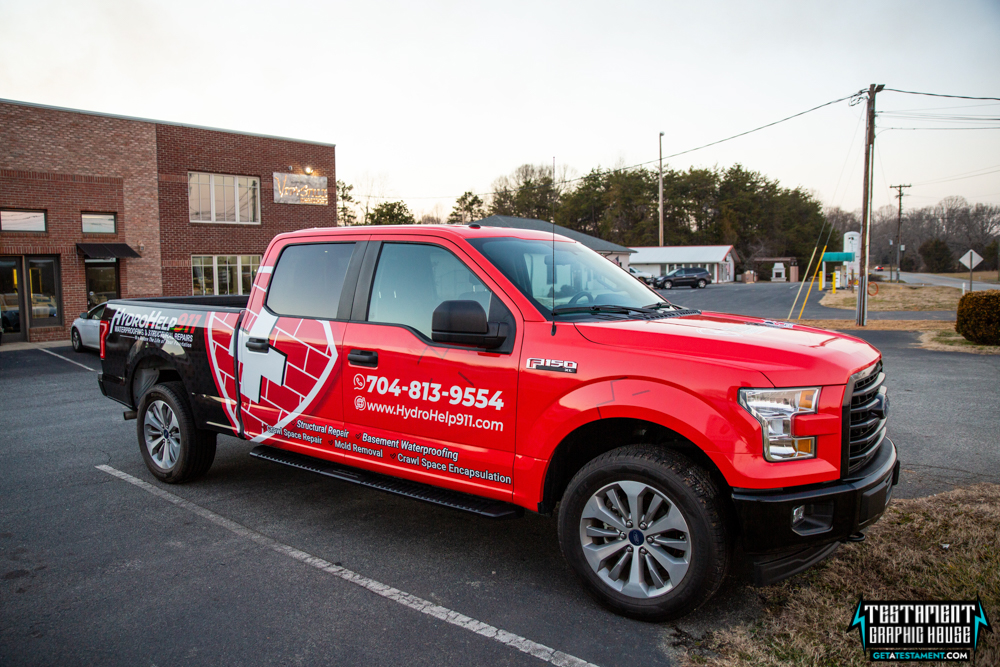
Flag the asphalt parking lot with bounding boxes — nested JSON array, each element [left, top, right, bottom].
[[2, 336, 998, 666]]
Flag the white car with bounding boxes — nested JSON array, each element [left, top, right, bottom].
[[71, 303, 107, 352], [628, 266, 654, 284]]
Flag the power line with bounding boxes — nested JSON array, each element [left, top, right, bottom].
[[361, 92, 859, 201], [880, 126, 1000, 131], [883, 88, 1000, 102]]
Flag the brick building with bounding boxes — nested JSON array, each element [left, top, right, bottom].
[[1, 99, 336, 344]]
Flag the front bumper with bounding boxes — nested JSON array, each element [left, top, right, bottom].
[[732, 437, 899, 584]]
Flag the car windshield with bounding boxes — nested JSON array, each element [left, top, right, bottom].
[[467, 237, 664, 317]]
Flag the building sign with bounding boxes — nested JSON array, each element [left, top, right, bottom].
[[272, 173, 329, 205]]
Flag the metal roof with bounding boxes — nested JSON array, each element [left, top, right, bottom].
[[472, 216, 634, 254], [629, 245, 739, 264]]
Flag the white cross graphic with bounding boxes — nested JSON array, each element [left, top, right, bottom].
[[238, 309, 287, 403]]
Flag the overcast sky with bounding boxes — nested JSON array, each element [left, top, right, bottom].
[[2, 0, 998, 220]]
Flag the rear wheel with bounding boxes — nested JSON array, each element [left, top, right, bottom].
[[71, 328, 83, 352], [137, 381, 216, 483], [697, 279, 707, 288], [557, 445, 729, 621]]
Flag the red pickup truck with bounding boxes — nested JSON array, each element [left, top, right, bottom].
[[97, 224, 897, 620]]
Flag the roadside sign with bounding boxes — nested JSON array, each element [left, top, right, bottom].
[[959, 249, 983, 270]]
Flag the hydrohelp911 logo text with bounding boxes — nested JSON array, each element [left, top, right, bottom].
[[525, 358, 578, 373], [848, 597, 992, 662]]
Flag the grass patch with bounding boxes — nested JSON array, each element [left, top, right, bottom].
[[795, 320, 954, 332], [690, 484, 1000, 666], [820, 284, 960, 311], [919, 330, 1000, 355], [934, 271, 999, 285]]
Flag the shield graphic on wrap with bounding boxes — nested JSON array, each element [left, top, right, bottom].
[[206, 309, 339, 442]]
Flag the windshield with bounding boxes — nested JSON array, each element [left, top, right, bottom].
[[467, 237, 664, 317]]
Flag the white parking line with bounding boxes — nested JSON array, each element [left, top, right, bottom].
[[39, 347, 99, 372], [96, 464, 599, 667]]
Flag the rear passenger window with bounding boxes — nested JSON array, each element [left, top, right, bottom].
[[368, 243, 492, 337], [266, 243, 355, 319]]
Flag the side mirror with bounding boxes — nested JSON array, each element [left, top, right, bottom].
[[432, 300, 508, 349]]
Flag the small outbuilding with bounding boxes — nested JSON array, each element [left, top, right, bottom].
[[628, 245, 740, 283]]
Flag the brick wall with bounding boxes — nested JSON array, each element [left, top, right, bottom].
[[0, 102, 161, 341], [155, 124, 337, 296], [0, 169, 132, 341]]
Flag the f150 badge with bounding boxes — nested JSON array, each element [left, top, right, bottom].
[[526, 358, 578, 373]]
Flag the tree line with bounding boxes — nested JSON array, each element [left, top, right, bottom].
[[337, 164, 998, 276], [826, 197, 1000, 273]]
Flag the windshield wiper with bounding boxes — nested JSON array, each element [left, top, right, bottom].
[[552, 303, 700, 318]]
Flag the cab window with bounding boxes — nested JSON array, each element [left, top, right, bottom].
[[368, 243, 492, 338], [266, 243, 355, 319]]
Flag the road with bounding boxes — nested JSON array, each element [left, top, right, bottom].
[[894, 271, 997, 292], [2, 339, 998, 665], [657, 282, 955, 320]]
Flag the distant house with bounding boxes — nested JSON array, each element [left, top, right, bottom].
[[472, 215, 635, 268], [629, 245, 740, 283]]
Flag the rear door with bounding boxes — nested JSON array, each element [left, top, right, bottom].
[[341, 237, 522, 501], [81, 304, 105, 347], [236, 235, 367, 459]]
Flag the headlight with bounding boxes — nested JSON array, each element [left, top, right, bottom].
[[738, 387, 820, 461]]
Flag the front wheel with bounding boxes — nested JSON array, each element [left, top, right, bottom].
[[557, 445, 730, 621], [137, 382, 216, 483], [662, 281, 673, 290], [71, 328, 83, 352]]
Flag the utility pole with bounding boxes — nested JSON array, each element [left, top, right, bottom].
[[890, 184, 911, 282], [659, 132, 665, 247], [856, 83, 884, 326]]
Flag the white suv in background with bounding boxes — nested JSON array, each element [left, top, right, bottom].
[[628, 266, 654, 284]]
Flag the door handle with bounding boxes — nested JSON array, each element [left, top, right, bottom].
[[246, 337, 269, 352], [348, 349, 378, 367]]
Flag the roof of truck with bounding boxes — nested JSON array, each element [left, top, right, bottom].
[[277, 223, 580, 244]]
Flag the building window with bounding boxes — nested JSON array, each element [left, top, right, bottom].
[[192, 255, 261, 295], [1, 210, 46, 232], [82, 213, 116, 234], [188, 172, 260, 224], [28, 257, 61, 327]]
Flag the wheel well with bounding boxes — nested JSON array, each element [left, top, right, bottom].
[[538, 418, 730, 515], [130, 357, 183, 406]]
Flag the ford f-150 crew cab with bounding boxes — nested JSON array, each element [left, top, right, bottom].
[[97, 224, 898, 620]]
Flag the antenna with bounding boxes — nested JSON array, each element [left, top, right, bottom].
[[551, 156, 557, 335]]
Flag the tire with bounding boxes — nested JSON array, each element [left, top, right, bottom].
[[697, 279, 707, 289], [71, 328, 83, 352], [557, 445, 730, 621], [137, 381, 217, 483], [662, 281, 672, 290]]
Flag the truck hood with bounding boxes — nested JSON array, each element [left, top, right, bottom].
[[573, 311, 880, 387]]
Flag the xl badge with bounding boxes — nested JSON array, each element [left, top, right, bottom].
[[526, 358, 578, 373]]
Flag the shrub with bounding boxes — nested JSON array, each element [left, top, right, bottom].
[[955, 289, 1000, 345], [919, 238, 954, 272]]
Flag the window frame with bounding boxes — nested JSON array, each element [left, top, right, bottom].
[[191, 254, 262, 296], [0, 209, 47, 233], [187, 172, 261, 225], [264, 242, 361, 322], [81, 212, 117, 234]]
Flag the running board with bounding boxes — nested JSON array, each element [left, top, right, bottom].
[[249, 445, 523, 519]]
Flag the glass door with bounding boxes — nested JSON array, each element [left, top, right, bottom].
[[85, 260, 119, 308], [0, 256, 27, 344]]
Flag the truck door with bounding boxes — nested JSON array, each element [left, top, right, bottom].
[[341, 239, 521, 501], [237, 238, 366, 458]]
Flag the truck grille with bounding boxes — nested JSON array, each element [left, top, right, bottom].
[[846, 361, 887, 474]]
